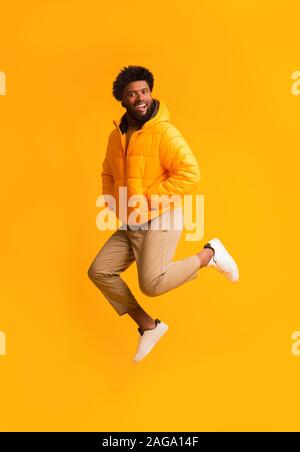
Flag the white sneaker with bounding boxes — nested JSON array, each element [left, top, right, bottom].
[[204, 238, 239, 283], [133, 319, 168, 363]]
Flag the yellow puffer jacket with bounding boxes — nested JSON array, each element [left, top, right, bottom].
[[101, 99, 201, 225]]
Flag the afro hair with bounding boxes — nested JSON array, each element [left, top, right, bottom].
[[112, 65, 154, 101]]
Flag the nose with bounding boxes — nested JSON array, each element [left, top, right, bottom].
[[137, 92, 146, 102]]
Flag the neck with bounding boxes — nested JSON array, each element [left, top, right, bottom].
[[126, 112, 139, 127]]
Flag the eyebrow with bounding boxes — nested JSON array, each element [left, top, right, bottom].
[[127, 88, 149, 94]]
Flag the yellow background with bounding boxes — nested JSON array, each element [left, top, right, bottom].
[[1, 0, 300, 432]]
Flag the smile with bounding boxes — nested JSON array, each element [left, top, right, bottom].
[[134, 103, 147, 112]]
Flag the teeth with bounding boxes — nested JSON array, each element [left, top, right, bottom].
[[136, 103, 146, 108]]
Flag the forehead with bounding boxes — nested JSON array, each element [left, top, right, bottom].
[[123, 80, 150, 94]]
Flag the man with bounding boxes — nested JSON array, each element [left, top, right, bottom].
[[88, 66, 239, 363]]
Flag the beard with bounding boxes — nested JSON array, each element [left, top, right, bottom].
[[126, 99, 156, 125]]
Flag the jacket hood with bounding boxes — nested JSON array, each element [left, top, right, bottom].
[[114, 99, 170, 134]]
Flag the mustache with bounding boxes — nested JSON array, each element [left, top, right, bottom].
[[134, 101, 148, 107]]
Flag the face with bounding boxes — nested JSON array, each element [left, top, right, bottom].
[[121, 80, 154, 123]]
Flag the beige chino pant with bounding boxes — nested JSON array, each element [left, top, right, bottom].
[[88, 209, 200, 316]]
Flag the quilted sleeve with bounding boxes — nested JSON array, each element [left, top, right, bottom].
[[101, 157, 114, 197], [101, 134, 115, 197], [145, 127, 200, 200]]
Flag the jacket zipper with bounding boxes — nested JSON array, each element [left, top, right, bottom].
[[114, 121, 143, 220]]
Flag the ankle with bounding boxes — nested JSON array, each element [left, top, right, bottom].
[[197, 248, 214, 268], [139, 319, 157, 333]]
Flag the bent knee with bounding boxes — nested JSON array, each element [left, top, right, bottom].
[[139, 276, 164, 297], [87, 262, 108, 283], [87, 263, 97, 281]]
